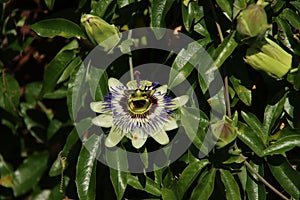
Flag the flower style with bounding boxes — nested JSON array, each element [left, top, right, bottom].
[[90, 75, 188, 149]]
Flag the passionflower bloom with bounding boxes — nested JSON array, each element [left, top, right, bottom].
[[90, 74, 188, 149]]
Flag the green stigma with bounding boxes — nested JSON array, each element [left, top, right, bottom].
[[127, 89, 155, 115]]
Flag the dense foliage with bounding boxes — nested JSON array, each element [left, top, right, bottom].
[[0, 0, 300, 199]]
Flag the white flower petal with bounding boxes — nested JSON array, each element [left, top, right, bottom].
[[90, 101, 107, 113], [105, 126, 125, 147], [151, 129, 169, 145], [164, 118, 178, 131], [92, 113, 113, 128], [168, 95, 189, 110], [108, 78, 124, 89], [131, 132, 147, 149], [155, 85, 167, 94]]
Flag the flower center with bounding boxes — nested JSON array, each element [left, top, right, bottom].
[[127, 89, 156, 115]]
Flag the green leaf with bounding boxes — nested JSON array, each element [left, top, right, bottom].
[[169, 41, 212, 89], [0, 155, 13, 188], [31, 189, 51, 200], [150, 0, 174, 39], [91, 0, 114, 18], [263, 94, 286, 134], [67, 62, 87, 120], [293, 65, 300, 91], [229, 76, 252, 106], [212, 31, 238, 68], [268, 156, 300, 199], [110, 169, 127, 200], [181, 107, 210, 153], [291, 1, 300, 11], [76, 134, 100, 200], [280, 8, 300, 30], [246, 161, 266, 200], [12, 151, 49, 197], [57, 56, 82, 84], [88, 66, 108, 101], [43, 87, 67, 99], [40, 40, 79, 97], [176, 159, 209, 199], [161, 188, 178, 200], [0, 73, 20, 116], [190, 168, 216, 200], [216, 0, 233, 19], [109, 154, 128, 200], [25, 82, 42, 104], [220, 169, 241, 200], [275, 17, 294, 51], [181, 2, 204, 31], [44, 0, 55, 10], [241, 111, 267, 144], [46, 119, 62, 140], [31, 18, 86, 38], [127, 174, 161, 196], [117, 0, 135, 8], [237, 122, 265, 157], [271, 128, 300, 141], [264, 135, 300, 155], [237, 166, 247, 193], [233, 0, 247, 19]]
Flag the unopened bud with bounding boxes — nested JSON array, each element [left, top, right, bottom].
[[245, 38, 292, 79], [81, 14, 120, 51], [236, 4, 269, 41], [211, 117, 237, 149]]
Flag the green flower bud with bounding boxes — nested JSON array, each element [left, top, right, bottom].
[[245, 38, 292, 79], [81, 14, 120, 51], [236, 4, 269, 41], [211, 116, 237, 149]]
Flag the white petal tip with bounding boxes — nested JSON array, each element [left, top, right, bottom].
[[91, 114, 113, 128], [151, 130, 169, 145], [132, 134, 147, 149], [104, 126, 125, 147], [90, 101, 104, 113], [108, 78, 123, 89], [164, 118, 178, 131]]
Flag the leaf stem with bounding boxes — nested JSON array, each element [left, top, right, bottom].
[[244, 160, 289, 200], [128, 30, 134, 81]]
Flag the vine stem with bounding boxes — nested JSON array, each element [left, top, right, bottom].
[[127, 30, 134, 81], [209, 1, 289, 200], [244, 161, 289, 200]]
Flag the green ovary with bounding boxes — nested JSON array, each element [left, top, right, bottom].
[[127, 90, 154, 115]]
